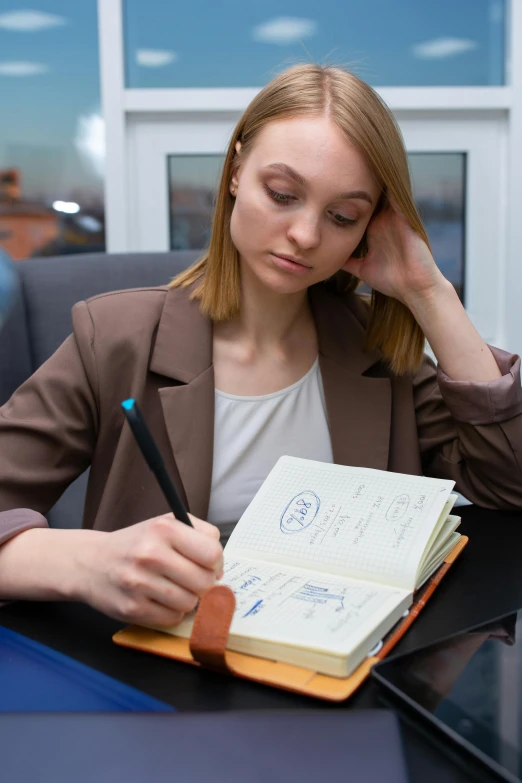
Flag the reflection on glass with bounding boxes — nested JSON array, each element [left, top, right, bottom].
[[125, 0, 505, 89], [409, 153, 466, 302], [168, 156, 223, 250], [0, 4, 105, 261], [168, 152, 466, 301], [374, 613, 519, 778]]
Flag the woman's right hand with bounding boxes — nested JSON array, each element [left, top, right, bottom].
[[75, 513, 223, 627]]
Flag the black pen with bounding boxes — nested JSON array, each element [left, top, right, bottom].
[[121, 398, 193, 527]]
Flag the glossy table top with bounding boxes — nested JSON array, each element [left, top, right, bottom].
[[1, 504, 521, 782]]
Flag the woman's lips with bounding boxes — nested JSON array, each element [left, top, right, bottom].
[[270, 253, 312, 274]]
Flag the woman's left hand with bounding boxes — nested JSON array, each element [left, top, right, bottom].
[[343, 199, 445, 308], [344, 199, 502, 383]]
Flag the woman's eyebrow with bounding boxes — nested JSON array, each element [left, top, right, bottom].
[[265, 162, 373, 205]]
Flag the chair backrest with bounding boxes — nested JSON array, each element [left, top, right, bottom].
[[0, 251, 200, 528]]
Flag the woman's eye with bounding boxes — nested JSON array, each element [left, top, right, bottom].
[[264, 184, 293, 205], [329, 211, 357, 228]]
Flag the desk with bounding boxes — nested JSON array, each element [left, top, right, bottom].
[[1, 505, 521, 782]]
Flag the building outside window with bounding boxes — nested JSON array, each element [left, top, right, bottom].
[[0, 1, 105, 261]]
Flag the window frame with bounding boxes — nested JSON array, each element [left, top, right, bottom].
[[98, 0, 522, 355]]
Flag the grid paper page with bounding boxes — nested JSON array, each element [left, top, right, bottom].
[[226, 456, 455, 590], [167, 558, 409, 656]]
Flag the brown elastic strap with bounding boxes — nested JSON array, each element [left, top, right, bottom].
[[189, 585, 236, 672]]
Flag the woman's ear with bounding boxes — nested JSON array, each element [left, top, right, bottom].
[[230, 141, 242, 196]]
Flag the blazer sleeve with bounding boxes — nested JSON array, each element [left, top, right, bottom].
[[414, 345, 522, 509], [0, 302, 99, 519]]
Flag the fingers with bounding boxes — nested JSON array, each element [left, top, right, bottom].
[[384, 194, 410, 227], [109, 553, 209, 627], [118, 571, 198, 622], [141, 601, 186, 628], [158, 515, 224, 573], [87, 513, 226, 628], [157, 546, 219, 597], [113, 594, 186, 628], [188, 513, 221, 540], [142, 571, 200, 615]]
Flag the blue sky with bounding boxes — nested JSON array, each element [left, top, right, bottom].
[[0, 0, 504, 199], [0, 1, 101, 199], [124, 0, 504, 88]]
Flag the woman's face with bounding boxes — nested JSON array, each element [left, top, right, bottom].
[[229, 115, 381, 295]]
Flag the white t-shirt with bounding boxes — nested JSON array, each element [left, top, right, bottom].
[[207, 357, 333, 539]]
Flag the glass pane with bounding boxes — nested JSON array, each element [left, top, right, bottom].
[[124, 0, 505, 88], [409, 153, 466, 301], [168, 156, 223, 250], [0, 2, 105, 261], [168, 152, 466, 300]]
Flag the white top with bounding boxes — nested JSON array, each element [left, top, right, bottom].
[[207, 358, 333, 539]]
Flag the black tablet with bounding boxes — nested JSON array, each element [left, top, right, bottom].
[[372, 611, 521, 782]]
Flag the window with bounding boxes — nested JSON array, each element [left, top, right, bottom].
[[168, 155, 222, 250], [166, 152, 466, 301], [0, 2, 105, 260], [410, 153, 466, 301], [124, 0, 505, 89]]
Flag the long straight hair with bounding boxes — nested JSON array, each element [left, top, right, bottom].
[[171, 64, 428, 375]]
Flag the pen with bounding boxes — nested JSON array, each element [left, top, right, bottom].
[[121, 398, 193, 527]]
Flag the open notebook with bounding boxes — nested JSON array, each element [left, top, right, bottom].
[[156, 456, 461, 678]]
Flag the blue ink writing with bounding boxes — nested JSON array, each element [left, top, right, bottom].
[[243, 599, 264, 618], [292, 583, 345, 611], [240, 576, 261, 590], [280, 491, 320, 534]]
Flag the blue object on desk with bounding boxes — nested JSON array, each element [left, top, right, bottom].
[[0, 626, 174, 712]]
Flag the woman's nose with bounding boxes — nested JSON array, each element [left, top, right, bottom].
[[286, 211, 321, 250]]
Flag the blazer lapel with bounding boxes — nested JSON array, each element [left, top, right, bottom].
[[150, 283, 394, 520], [310, 286, 392, 471], [150, 286, 215, 520]]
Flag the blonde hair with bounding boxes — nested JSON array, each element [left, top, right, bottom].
[[171, 64, 428, 374]]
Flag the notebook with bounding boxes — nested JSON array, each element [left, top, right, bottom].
[[114, 456, 467, 700]]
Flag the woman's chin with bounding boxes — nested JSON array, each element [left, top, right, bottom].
[[248, 265, 314, 296]]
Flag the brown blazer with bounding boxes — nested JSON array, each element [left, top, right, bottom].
[[1, 283, 522, 531]]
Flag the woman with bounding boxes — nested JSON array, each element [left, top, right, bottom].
[[0, 64, 521, 628]]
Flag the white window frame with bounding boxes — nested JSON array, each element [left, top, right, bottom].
[[127, 113, 240, 253], [98, 0, 522, 355], [398, 113, 507, 346]]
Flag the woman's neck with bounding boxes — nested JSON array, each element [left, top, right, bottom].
[[215, 262, 314, 355]]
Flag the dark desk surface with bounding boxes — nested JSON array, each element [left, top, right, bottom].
[[1, 504, 521, 783]]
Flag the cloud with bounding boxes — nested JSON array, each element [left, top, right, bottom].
[[75, 112, 105, 178], [136, 49, 178, 67], [412, 38, 477, 59], [252, 17, 317, 46], [0, 61, 50, 76], [0, 10, 67, 32]]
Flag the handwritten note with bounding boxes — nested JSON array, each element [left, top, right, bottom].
[[226, 456, 455, 590], [220, 558, 407, 650]]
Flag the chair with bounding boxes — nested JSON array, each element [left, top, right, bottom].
[[0, 250, 200, 527]]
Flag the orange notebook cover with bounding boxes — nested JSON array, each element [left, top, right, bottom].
[[113, 535, 468, 702]]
